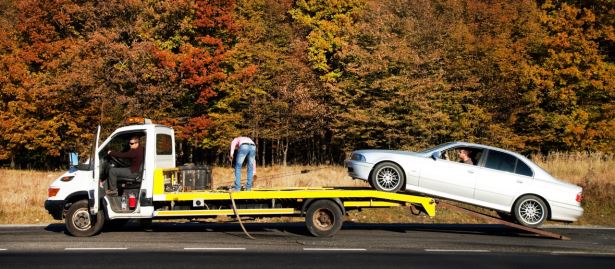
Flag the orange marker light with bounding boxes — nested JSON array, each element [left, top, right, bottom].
[[48, 188, 60, 197]]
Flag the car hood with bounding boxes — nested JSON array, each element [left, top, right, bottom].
[[353, 149, 425, 160]]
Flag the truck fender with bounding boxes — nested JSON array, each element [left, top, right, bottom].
[[301, 198, 345, 216]]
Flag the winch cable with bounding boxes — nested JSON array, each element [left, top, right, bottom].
[[257, 166, 330, 180], [228, 191, 255, 240], [225, 166, 331, 240]]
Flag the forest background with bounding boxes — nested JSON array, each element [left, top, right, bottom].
[[1, 0, 613, 169]]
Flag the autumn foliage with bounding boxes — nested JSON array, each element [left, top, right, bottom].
[[0, 0, 613, 168]]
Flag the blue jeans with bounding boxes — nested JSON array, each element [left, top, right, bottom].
[[234, 144, 256, 190]]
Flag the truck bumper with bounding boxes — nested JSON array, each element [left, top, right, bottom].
[[44, 200, 65, 220]]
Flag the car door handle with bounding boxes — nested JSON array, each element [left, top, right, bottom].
[[516, 179, 524, 183], [467, 170, 475, 174]]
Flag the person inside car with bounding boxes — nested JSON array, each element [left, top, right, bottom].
[[459, 148, 474, 165]]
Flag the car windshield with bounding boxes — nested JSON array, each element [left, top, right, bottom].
[[418, 142, 456, 154]]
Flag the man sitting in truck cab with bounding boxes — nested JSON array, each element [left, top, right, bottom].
[[106, 136, 144, 196]]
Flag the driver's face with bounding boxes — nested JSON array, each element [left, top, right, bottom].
[[129, 140, 139, 149]]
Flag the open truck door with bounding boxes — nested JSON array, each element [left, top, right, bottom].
[[89, 125, 101, 215]]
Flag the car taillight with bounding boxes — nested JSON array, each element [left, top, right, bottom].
[[48, 188, 60, 197], [576, 192, 583, 203]]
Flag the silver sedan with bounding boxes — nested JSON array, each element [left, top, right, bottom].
[[345, 142, 584, 227]]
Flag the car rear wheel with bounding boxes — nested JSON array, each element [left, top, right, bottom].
[[513, 195, 548, 227], [370, 162, 405, 192]]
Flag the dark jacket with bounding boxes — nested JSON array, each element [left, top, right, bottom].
[[109, 146, 144, 173]]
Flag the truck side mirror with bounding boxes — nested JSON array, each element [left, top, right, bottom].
[[69, 152, 78, 172], [431, 151, 439, 160]]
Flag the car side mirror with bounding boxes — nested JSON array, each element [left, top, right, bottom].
[[431, 151, 439, 160]]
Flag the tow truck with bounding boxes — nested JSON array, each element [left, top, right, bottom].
[[45, 119, 436, 237]]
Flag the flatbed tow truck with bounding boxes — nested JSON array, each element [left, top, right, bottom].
[[45, 119, 436, 237], [45, 118, 569, 240]]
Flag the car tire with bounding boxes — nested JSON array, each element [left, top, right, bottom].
[[305, 200, 343, 237], [370, 162, 405, 192], [513, 195, 548, 227], [496, 211, 515, 222], [65, 200, 105, 237]]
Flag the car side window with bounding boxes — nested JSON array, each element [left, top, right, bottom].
[[514, 160, 533, 177], [484, 150, 516, 173], [440, 147, 482, 166]]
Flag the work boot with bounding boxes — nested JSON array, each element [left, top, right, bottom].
[[105, 189, 118, 196]]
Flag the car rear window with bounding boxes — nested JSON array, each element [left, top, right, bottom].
[[484, 150, 516, 173], [514, 160, 533, 177]]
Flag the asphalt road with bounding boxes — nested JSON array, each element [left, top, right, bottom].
[[1, 222, 614, 268]]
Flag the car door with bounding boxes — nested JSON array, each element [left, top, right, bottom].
[[418, 146, 482, 199], [474, 150, 533, 209]]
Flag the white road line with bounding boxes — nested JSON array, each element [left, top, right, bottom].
[[0, 249, 7, 251], [425, 249, 490, 253], [65, 248, 127, 251], [303, 248, 367, 251], [184, 247, 246, 251], [551, 251, 615, 256]]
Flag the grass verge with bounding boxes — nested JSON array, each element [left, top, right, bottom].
[[0, 152, 613, 226]]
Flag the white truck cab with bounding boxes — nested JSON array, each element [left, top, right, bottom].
[[45, 118, 175, 236]]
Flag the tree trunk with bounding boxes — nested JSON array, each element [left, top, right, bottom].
[[282, 138, 288, 167], [261, 139, 266, 167]]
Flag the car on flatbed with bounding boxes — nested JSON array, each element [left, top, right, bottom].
[[345, 142, 584, 227]]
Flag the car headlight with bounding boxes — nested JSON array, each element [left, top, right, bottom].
[[351, 153, 366, 162]]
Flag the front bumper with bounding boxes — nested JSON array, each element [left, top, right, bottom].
[[44, 200, 65, 220], [344, 160, 373, 181]]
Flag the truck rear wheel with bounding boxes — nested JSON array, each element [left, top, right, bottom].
[[305, 200, 343, 237], [65, 200, 105, 237]]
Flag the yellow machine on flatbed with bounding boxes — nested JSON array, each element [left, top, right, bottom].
[[45, 119, 436, 237]]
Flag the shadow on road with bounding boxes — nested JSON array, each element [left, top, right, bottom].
[[44, 221, 551, 239]]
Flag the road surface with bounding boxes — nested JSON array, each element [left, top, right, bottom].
[[0, 222, 613, 268]]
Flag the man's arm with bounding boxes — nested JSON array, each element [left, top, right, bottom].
[[229, 137, 239, 161], [109, 149, 138, 159]]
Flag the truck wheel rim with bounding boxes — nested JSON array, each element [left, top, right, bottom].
[[313, 209, 334, 231], [72, 208, 92, 231], [519, 199, 544, 225], [376, 167, 400, 191]]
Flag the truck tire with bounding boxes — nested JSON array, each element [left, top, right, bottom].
[[65, 200, 105, 237], [305, 200, 343, 237]]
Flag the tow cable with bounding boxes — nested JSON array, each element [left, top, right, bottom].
[[226, 167, 329, 240], [229, 191, 255, 240]]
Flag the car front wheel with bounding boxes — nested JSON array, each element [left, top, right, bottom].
[[370, 162, 405, 192], [513, 195, 548, 227]]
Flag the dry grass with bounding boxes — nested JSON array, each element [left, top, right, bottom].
[[0, 169, 63, 224], [1, 152, 613, 225], [532, 152, 614, 184], [212, 165, 368, 189]]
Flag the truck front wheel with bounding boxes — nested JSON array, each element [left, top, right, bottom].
[[65, 200, 105, 237], [305, 200, 343, 237]]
